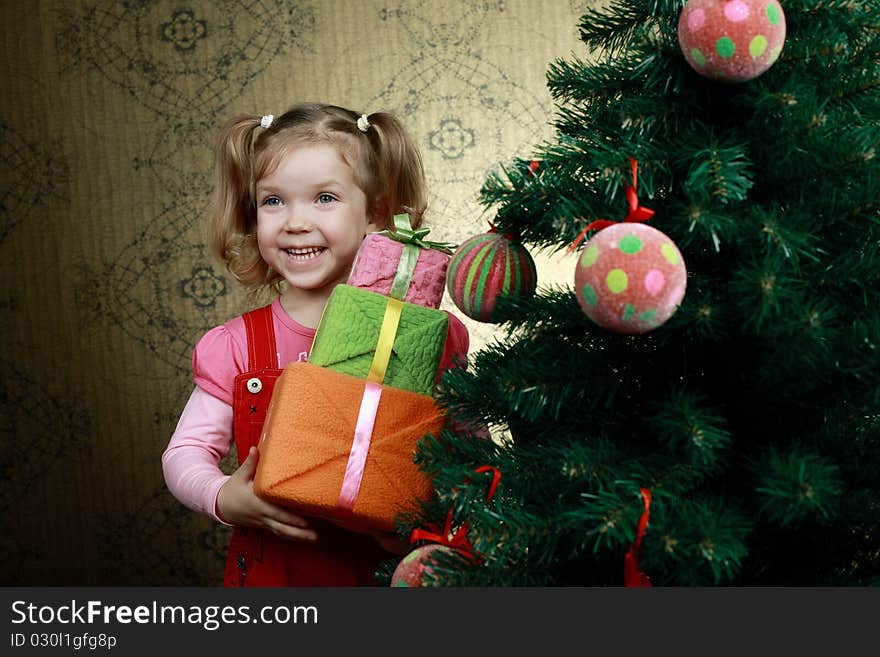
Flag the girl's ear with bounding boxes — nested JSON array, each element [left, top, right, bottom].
[[367, 196, 390, 232]]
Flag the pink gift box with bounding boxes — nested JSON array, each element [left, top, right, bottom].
[[347, 233, 450, 309]]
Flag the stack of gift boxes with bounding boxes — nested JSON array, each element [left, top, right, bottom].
[[253, 215, 456, 533]]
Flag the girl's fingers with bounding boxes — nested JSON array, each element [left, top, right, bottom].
[[238, 461, 312, 536], [235, 447, 259, 481], [269, 509, 309, 528], [265, 518, 318, 542], [254, 500, 309, 528]]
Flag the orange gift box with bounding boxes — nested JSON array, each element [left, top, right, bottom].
[[253, 362, 444, 533]]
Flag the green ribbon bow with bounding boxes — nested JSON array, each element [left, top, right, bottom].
[[378, 213, 457, 255], [379, 213, 457, 301]]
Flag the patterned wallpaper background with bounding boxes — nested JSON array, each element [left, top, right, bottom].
[[1, 0, 592, 585]]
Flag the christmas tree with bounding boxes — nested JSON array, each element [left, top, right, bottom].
[[392, 0, 880, 586]]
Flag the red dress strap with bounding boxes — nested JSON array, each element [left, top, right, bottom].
[[242, 304, 277, 370]]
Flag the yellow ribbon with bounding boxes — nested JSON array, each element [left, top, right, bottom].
[[367, 297, 403, 384]]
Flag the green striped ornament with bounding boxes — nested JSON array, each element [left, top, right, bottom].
[[446, 231, 537, 323]]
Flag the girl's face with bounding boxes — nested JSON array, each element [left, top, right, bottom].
[[255, 143, 383, 300]]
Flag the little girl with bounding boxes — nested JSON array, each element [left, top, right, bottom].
[[163, 103, 469, 586]]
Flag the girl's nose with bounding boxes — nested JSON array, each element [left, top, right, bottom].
[[284, 208, 314, 232]]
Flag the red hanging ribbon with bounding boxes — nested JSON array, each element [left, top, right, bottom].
[[409, 465, 501, 564], [474, 465, 501, 500], [487, 221, 520, 244], [567, 158, 655, 254], [623, 487, 653, 587], [409, 517, 477, 561]]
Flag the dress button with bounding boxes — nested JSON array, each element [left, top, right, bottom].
[[237, 554, 247, 571], [246, 377, 262, 394]]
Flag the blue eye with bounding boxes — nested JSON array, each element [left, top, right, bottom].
[[262, 196, 282, 207], [317, 193, 336, 204]]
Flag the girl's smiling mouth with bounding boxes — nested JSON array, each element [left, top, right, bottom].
[[283, 246, 326, 260]]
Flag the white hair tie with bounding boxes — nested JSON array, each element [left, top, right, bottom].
[[357, 114, 370, 132], [260, 114, 274, 129]]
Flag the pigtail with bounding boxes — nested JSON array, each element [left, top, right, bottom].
[[207, 115, 277, 289], [364, 112, 427, 229]]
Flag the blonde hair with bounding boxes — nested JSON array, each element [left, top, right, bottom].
[[207, 102, 427, 291]]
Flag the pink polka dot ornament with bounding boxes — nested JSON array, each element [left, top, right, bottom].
[[574, 223, 687, 334], [678, 0, 786, 82]]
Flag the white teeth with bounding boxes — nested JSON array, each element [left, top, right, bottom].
[[284, 247, 324, 260]]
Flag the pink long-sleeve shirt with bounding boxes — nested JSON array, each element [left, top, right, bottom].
[[162, 296, 469, 524]]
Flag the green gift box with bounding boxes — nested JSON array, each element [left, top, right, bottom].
[[309, 284, 449, 396]]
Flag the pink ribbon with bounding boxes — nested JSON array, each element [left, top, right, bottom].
[[337, 381, 383, 511]]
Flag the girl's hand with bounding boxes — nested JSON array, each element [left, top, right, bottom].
[[216, 446, 317, 543], [371, 531, 411, 555]]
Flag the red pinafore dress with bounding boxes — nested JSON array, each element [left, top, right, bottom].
[[222, 304, 390, 587]]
